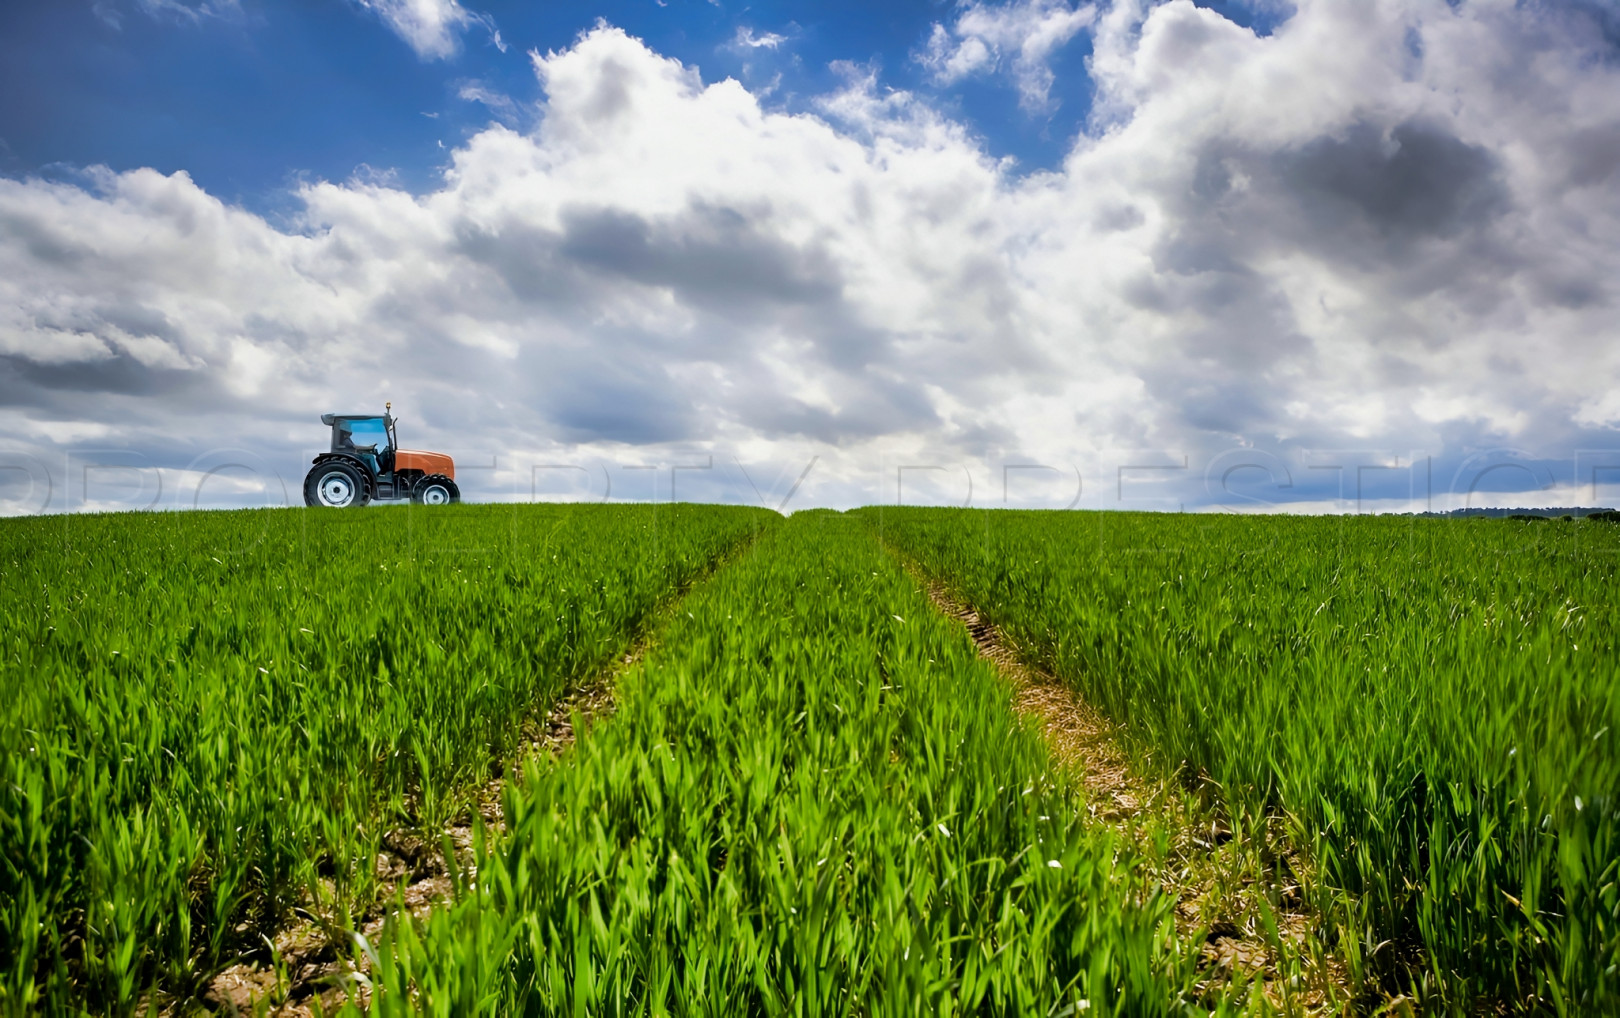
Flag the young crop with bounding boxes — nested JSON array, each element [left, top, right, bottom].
[[860, 507, 1620, 1013], [0, 503, 771, 1014], [349, 510, 1211, 1016]]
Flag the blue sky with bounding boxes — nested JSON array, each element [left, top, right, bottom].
[[0, 0, 1280, 209], [1, 0, 1618, 514]]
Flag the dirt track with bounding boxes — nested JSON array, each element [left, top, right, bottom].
[[919, 577, 1355, 1013], [198, 646, 638, 1015]]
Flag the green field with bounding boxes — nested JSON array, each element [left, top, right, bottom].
[[2, 505, 1616, 1015], [351, 510, 1201, 1015], [0, 504, 770, 1014], [861, 508, 1620, 1013]]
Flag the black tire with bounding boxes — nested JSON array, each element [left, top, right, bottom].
[[304, 460, 370, 508], [411, 475, 460, 506]]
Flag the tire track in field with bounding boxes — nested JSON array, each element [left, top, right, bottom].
[[198, 647, 642, 1018], [198, 525, 771, 1018], [927, 583, 1146, 820], [916, 576, 1358, 1015]]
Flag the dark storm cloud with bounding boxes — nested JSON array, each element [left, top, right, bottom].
[[557, 203, 842, 311], [447, 190, 917, 446], [739, 372, 942, 445], [459, 207, 828, 316], [1561, 123, 1620, 190], [1175, 118, 1512, 277], [1139, 115, 1520, 377], [540, 354, 696, 444], [95, 305, 185, 345], [1134, 281, 1314, 439], [451, 221, 586, 308], [0, 351, 189, 398], [450, 198, 889, 379], [1280, 120, 1509, 253], [0, 204, 94, 269], [579, 55, 638, 122], [1120, 108, 1530, 442]]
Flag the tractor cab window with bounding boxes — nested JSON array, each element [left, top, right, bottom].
[[337, 418, 390, 453]]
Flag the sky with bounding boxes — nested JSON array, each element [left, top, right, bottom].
[[2, 0, 1619, 515]]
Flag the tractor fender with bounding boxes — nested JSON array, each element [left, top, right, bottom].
[[311, 451, 372, 473]]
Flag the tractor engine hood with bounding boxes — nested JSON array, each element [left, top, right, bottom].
[[394, 450, 454, 479]]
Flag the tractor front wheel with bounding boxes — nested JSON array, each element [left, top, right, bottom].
[[304, 460, 370, 508], [412, 475, 460, 505]]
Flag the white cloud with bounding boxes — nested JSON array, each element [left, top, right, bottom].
[[732, 27, 788, 50], [3, 4, 1620, 512], [354, 0, 505, 61], [1575, 390, 1620, 432], [457, 81, 521, 122], [138, 0, 242, 22], [93, 0, 243, 27], [919, 0, 1097, 111]]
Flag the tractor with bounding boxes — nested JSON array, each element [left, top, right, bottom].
[[303, 403, 460, 508]]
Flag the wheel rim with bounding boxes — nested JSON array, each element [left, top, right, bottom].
[[421, 484, 450, 506], [318, 473, 355, 507]]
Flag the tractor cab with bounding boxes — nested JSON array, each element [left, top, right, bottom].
[[304, 403, 459, 508], [324, 413, 395, 476]]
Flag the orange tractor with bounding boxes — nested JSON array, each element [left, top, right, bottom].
[[303, 403, 459, 508]]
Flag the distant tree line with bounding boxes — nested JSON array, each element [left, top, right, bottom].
[[1406, 507, 1620, 520]]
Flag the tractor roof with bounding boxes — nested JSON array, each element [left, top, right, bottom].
[[321, 413, 388, 425]]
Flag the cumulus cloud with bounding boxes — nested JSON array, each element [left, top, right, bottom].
[[3, 2, 1620, 513], [354, 0, 505, 60], [919, 0, 1097, 111]]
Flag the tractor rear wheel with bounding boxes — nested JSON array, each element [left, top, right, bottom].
[[412, 475, 460, 505], [304, 460, 370, 508]]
